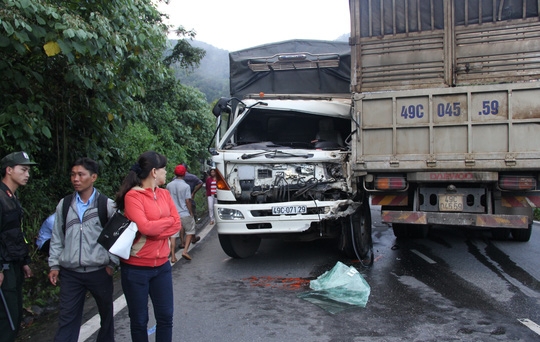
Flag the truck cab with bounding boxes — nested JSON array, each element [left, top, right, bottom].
[[210, 40, 373, 261]]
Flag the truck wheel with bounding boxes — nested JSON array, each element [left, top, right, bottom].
[[392, 223, 428, 238], [511, 224, 532, 242], [392, 223, 408, 238], [491, 228, 510, 240], [341, 204, 373, 265], [218, 234, 261, 259], [408, 225, 429, 238]]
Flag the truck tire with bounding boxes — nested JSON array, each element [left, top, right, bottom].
[[218, 234, 261, 259], [409, 225, 429, 238], [392, 223, 408, 238], [491, 228, 510, 240], [511, 224, 532, 242], [340, 203, 373, 265], [392, 223, 428, 239]]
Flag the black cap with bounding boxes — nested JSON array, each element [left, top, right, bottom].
[[1, 151, 38, 169]]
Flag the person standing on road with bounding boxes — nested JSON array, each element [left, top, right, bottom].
[[166, 164, 199, 261], [177, 163, 203, 246], [36, 213, 55, 256], [182, 164, 203, 220], [206, 168, 217, 225], [48, 157, 118, 342], [115, 151, 181, 342], [0, 151, 36, 342]]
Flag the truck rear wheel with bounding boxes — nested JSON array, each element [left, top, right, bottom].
[[340, 203, 373, 265], [218, 234, 261, 259], [511, 224, 532, 242], [491, 228, 510, 240], [392, 223, 428, 238], [392, 223, 408, 238]]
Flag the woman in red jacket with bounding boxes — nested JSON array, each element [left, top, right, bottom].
[[115, 151, 181, 342]]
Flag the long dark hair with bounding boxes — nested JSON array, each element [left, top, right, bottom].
[[115, 151, 167, 210]]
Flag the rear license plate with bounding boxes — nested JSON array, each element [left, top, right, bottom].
[[439, 194, 464, 212], [272, 205, 307, 215]]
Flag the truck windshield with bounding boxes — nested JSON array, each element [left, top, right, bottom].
[[223, 108, 350, 151]]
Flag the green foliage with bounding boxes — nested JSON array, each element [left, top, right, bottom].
[[534, 208, 540, 221], [163, 26, 206, 69], [0, 0, 216, 313]]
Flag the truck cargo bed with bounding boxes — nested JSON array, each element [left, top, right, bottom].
[[352, 81, 540, 173]]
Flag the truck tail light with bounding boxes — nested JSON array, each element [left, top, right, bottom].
[[499, 175, 536, 190], [375, 175, 407, 190], [215, 168, 230, 191]]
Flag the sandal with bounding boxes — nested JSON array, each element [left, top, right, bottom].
[[192, 236, 200, 244], [182, 253, 192, 260]]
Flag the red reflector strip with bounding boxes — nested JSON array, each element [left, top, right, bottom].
[[372, 195, 408, 206], [501, 195, 540, 208], [476, 215, 528, 228], [381, 211, 427, 224]]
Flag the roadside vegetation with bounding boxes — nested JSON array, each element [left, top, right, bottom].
[[0, 0, 215, 320]]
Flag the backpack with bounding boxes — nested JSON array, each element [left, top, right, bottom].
[[62, 193, 109, 234]]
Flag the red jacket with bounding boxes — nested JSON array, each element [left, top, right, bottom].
[[123, 186, 181, 267]]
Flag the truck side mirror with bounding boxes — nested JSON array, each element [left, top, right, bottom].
[[212, 97, 232, 117]]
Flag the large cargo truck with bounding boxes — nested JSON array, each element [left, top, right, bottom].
[[210, 40, 373, 261], [349, 0, 540, 240]]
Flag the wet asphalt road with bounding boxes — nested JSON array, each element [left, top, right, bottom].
[[26, 206, 540, 341]]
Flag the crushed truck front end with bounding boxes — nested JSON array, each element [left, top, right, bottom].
[[211, 97, 365, 258]]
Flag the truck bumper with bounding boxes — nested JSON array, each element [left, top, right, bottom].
[[381, 210, 529, 229], [215, 199, 356, 235]]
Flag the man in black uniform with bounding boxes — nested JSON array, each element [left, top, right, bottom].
[[0, 151, 36, 342]]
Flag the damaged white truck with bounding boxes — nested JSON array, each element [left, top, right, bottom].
[[209, 40, 372, 262]]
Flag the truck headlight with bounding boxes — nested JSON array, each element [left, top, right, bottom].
[[218, 208, 245, 220]]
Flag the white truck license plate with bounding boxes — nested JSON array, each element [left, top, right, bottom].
[[439, 194, 464, 212], [272, 205, 307, 215]]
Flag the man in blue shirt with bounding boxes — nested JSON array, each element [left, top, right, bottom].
[[36, 213, 55, 256], [48, 158, 118, 342]]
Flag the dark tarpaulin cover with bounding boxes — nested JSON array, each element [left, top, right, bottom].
[[229, 39, 350, 98]]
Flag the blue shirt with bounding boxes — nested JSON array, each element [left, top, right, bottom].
[[76, 189, 96, 222], [36, 213, 55, 249]]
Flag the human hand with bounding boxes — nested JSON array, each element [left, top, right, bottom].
[[22, 265, 33, 278], [105, 266, 114, 276], [48, 270, 59, 286], [0, 272, 3, 287]]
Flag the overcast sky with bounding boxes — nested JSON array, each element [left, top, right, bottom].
[[157, 0, 350, 52]]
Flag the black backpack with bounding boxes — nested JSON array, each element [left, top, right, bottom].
[[61, 193, 109, 234]]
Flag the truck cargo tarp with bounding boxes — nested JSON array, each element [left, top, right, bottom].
[[229, 39, 350, 98]]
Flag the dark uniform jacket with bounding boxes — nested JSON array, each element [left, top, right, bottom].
[[0, 182, 30, 265]]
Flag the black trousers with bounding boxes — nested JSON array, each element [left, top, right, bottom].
[[0, 260, 25, 342], [54, 267, 114, 342]]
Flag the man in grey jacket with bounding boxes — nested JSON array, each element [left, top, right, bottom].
[[48, 158, 118, 342]]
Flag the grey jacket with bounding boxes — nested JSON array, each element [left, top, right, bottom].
[[48, 190, 119, 272]]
